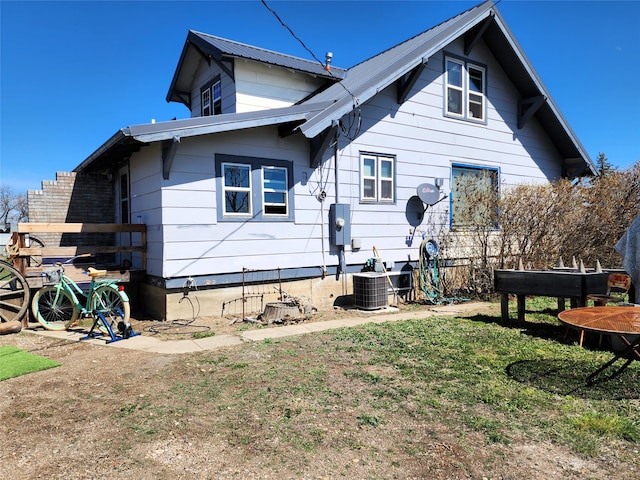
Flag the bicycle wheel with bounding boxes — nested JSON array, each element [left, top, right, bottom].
[[90, 284, 130, 335], [31, 286, 79, 331]]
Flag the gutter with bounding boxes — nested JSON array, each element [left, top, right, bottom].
[[73, 129, 133, 173]]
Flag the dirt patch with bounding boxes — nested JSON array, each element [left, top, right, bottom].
[[130, 300, 494, 341], [1, 302, 635, 479]]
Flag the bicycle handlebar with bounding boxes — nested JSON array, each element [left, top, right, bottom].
[[55, 253, 93, 266]]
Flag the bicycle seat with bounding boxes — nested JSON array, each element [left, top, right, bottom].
[[87, 267, 107, 277]]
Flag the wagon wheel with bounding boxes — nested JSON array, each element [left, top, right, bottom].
[[0, 261, 30, 325], [5, 234, 45, 267]]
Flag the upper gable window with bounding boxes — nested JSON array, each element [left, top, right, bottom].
[[201, 77, 222, 116], [445, 57, 486, 122]]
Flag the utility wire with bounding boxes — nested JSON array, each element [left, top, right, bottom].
[[260, 0, 326, 74], [260, 0, 362, 128]]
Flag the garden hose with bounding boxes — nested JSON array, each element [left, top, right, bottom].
[[419, 238, 440, 304]]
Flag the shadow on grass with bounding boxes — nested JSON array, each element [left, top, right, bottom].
[[463, 312, 568, 342], [506, 358, 640, 400], [462, 311, 617, 350], [460, 311, 640, 399]]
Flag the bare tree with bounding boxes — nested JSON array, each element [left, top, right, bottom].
[[443, 160, 640, 298], [0, 185, 27, 230]]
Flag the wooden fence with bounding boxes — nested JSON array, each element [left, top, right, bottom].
[[8, 223, 146, 289]]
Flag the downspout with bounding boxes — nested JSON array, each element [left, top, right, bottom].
[[320, 193, 327, 278], [334, 128, 346, 277], [334, 127, 340, 204]]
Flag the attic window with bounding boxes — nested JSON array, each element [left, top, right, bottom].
[[445, 57, 486, 122], [201, 77, 222, 116]]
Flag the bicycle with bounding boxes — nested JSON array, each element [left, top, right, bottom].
[[31, 255, 132, 339]]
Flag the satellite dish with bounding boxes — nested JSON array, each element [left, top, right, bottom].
[[417, 183, 440, 206]]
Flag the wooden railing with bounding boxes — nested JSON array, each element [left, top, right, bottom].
[[9, 223, 146, 288]]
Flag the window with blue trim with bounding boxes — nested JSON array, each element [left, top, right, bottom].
[[450, 164, 499, 229], [216, 154, 294, 221]]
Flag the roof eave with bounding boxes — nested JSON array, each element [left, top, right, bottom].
[[488, 11, 596, 175], [298, 2, 496, 138], [75, 103, 331, 173], [74, 129, 136, 174]]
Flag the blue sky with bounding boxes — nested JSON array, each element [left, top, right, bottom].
[[1, 0, 639, 193]]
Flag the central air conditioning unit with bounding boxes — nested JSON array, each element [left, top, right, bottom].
[[353, 272, 388, 310]]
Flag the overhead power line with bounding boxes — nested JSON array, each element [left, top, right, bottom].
[[260, 0, 362, 140]]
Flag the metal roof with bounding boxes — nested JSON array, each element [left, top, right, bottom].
[[75, 102, 330, 174], [295, 0, 595, 175], [166, 30, 346, 106], [79, 0, 595, 177]]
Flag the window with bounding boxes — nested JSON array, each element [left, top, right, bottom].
[[262, 166, 288, 215], [201, 77, 222, 116], [222, 163, 251, 215], [216, 154, 294, 221], [360, 153, 395, 203], [445, 57, 486, 122], [450, 164, 499, 229], [119, 172, 129, 223]]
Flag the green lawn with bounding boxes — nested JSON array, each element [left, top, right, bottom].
[[116, 297, 639, 465], [0, 345, 61, 381]]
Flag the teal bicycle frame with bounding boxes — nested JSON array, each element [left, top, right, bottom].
[[45, 269, 130, 315], [32, 257, 132, 340]]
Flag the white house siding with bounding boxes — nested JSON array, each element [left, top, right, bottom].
[[128, 143, 165, 277], [134, 126, 338, 280], [234, 61, 327, 113], [327, 39, 566, 268], [131, 38, 571, 287], [189, 57, 327, 117]]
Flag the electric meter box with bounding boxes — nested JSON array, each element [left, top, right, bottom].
[[329, 203, 351, 246]]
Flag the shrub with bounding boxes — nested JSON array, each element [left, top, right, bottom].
[[439, 161, 640, 297]]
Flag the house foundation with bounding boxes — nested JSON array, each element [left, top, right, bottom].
[[137, 273, 411, 322]]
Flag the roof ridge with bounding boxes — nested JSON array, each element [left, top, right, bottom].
[[347, 0, 492, 70], [190, 29, 346, 72]]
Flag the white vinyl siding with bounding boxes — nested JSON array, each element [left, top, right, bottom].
[[130, 38, 567, 283]]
